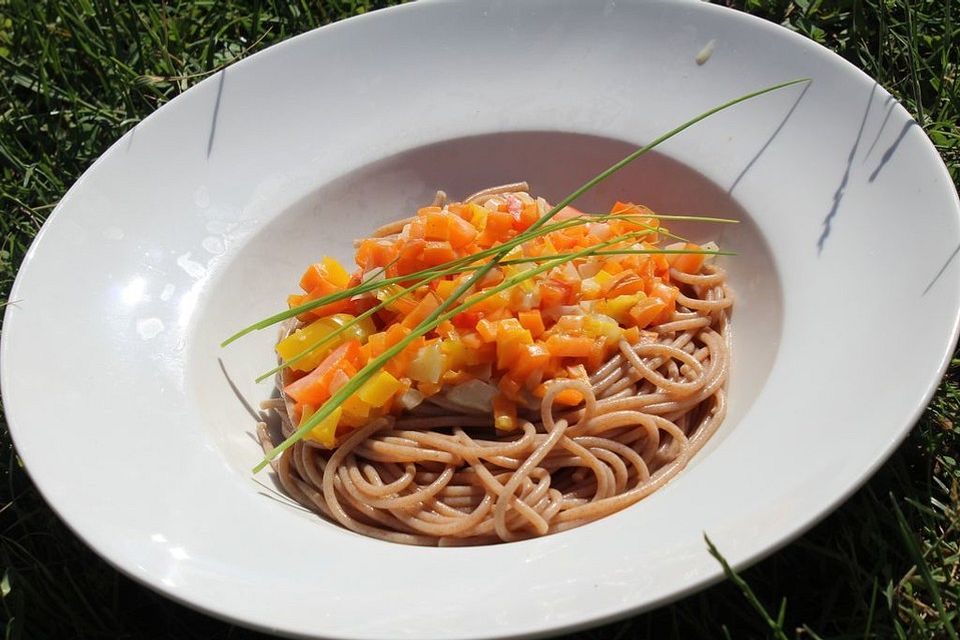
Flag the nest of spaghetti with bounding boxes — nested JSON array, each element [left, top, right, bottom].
[[257, 182, 732, 546]]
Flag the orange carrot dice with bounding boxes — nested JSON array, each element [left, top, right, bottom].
[[284, 340, 362, 405], [299, 263, 326, 292], [423, 211, 450, 241], [485, 210, 513, 238], [517, 310, 545, 337], [554, 388, 584, 406], [421, 240, 456, 266], [671, 244, 705, 274], [447, 214, 479, 248], [476, 318, 498, 342], [301, 278, 353, 319], [401, 292, 441, 330], [544, 335, 594, 358], [628, 297, 667, 328], [511, 343, 551, 378]]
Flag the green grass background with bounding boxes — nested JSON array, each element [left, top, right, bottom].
[[0, 1, 957, 638]]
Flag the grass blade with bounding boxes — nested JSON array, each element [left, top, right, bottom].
[[890, 494, 959, 640], [704, 534, 792, 640]]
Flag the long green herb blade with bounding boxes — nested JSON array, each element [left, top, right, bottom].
[[522, 77, 810, 228], [223, 209, 738, 347], [258, 246, 733, 381], [253, 231, 646, 472], [254, 269, 439, 382], [221, 214, 598, 346], [252, 78, 810, 472], [248, 216, 608, 374]]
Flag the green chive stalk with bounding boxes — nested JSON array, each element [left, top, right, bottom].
[[234, 78, 809, 472], [257, 245, 733, 382], [222, 214, 606, 346], [252, 230, 650, 472], [222, 211, 736, 347]]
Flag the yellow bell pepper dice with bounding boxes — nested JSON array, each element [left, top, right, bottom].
[[598, 294, 642, 325], [331, 313, 376, 343], [493, 394, 518, 431], [435, 279, 458, 300], [276, 313, 376, 372], [340, 393, 373, 424], [583, 315, 621, 341], [357, 371, 403, 407], [304, 406, 343, 448], [468, 204, 488, 230], [442, 339, 482, 368], [277, 317, 341, 371], [320, 256, 351, 288]]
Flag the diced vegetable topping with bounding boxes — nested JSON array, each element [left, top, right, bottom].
[[276, 197, 717, 446]]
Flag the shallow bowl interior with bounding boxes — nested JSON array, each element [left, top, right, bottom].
[[194, 131, 783, 479]]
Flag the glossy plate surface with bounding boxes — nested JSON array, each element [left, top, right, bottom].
[[3, 1, 959, 638]]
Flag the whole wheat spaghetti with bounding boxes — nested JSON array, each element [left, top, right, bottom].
[[256, 185, 732, 546]]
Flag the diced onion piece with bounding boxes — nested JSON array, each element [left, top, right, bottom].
[[398, 388, 424, 410], [362, 267, 386, 284], [444, 379, 498, 413], [328, 369, 350, 395], [408, 343, 447, 384], [700, 241, 720, 264], [484, 197, 504, 211], [577, 261, 602, 279]]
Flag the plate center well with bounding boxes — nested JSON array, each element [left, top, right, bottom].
[[189, 131, 784, 483]]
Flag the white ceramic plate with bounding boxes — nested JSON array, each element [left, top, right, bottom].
[[4, 1, 959, 638]]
